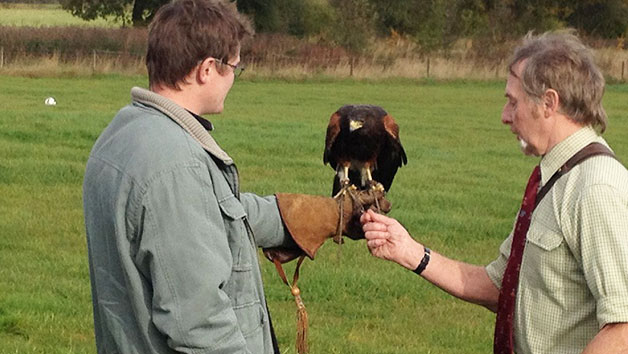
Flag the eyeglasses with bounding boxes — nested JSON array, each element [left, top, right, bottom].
[[215, 58, 245, 78]]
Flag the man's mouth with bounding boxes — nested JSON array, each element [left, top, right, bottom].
[[512, 130, 521, 141], [519, 139, 529, 151]]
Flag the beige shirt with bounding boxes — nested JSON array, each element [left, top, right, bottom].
[[486, 126, 628, 354]]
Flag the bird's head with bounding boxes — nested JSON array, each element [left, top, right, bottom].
[[349, 119, 364, 132]]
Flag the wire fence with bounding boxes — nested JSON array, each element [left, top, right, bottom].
[[0, 46, 626, 81], [0, 47, 144, 70]]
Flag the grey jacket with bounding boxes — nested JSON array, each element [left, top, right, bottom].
[[83, 87, 293, 354]]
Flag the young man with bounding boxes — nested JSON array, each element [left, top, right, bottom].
[[82, 1, 384, 353], [362, 31, 628, 354]]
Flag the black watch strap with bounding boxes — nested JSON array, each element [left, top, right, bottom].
[[413, 247, 431, 275]]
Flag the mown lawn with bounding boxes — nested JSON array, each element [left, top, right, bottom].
[[1, 75, 627, 353], [0, 3, 118, 27]]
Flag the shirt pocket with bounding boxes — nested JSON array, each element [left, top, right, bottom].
[[526, 226, 563, 251], [522, 224, 567, 292]]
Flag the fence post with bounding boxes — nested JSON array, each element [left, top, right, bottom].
[[426, 57, 430, 78], [92, 50, 97, 72], [495, 59, 501, 78], [0, 46, 4, 69], [349, 57, 354, 77], [622, 60, 625, 82]]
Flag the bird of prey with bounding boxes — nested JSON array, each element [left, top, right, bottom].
[[324, 104, 407, 198]]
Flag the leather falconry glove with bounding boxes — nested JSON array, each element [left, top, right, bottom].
[[264, 189, 391, 263]]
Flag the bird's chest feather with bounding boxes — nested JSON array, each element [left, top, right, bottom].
[[335, 130, 383, 160]]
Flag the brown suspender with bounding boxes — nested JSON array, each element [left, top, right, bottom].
[[535, 142, 618, 206]]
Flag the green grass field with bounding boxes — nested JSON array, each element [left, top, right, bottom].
[[1, 75, 627, 353], [0, 3, 118, 27]]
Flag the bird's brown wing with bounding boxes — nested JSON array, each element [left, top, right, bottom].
[[383, 114, 407, 165], [383, 114, 400, 141], [373, 114, 407, 191], [323, 111, 342, 168]]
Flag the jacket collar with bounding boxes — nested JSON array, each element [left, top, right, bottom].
[[186, 110, 214, 131], [130, 87, 233, 165]]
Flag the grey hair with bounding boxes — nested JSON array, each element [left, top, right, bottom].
[[508, 30, 607, 132]]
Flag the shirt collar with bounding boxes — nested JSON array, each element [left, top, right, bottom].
[[539, 126, 604, 186], [186, 110, 214, 131]]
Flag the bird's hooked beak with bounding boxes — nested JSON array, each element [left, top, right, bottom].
[[349, 120, 364, 132]]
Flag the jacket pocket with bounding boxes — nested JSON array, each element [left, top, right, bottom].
[[218, 194, 257, 306], [218, 195, 251, 270], [233, 302, 265, 338], [233, 303, 265, 353], [218, 195, 246, 220]]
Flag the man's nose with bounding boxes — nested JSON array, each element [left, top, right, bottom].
[[501, 105, 512, 125]]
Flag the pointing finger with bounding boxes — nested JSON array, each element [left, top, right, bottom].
[[360, 211, 373, 224]]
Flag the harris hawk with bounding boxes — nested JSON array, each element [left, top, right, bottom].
[[324, 104, 407, 199]]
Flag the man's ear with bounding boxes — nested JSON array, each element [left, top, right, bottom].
[[196, 57, 214, 84], [543, 89, 560, 118]]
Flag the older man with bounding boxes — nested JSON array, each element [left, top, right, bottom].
[[361, 31, 628, 354]]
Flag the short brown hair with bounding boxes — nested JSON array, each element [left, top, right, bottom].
[[508, 30, 607, 132], [146, 0, 253, 89]]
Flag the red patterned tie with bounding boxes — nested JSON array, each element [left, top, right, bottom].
[[494, 166, 541, 354]]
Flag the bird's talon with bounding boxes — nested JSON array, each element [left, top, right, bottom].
[[333, 180, 353, 200]]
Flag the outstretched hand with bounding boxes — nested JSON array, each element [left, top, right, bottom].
[[360, 209, 423, 270]]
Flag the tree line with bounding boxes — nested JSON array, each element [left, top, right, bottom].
[[58, 0, 628, 54]]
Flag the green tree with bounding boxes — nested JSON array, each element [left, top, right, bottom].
[[301, 0, 336, 39], [329, 0, 377, 54], [60, 0, 169, 27], [411, 0, 451, 53], [236, 0, 310, 35], [274, 0, 307, 35], [368, 0, 423, 37], [236, 0, 281, 32], [368, 0, 475, 54], [451, 0, 490, 38], [563, 0, 628, 38]]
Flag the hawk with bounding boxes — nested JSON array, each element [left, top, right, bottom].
[[324, 104, 407, 197]]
